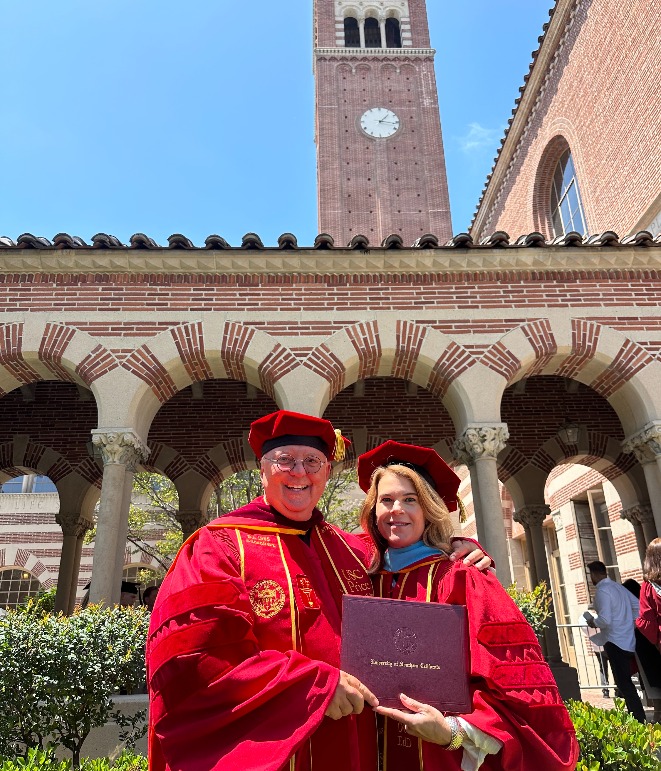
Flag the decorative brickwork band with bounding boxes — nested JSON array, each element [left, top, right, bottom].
[[91, 431, 150, 470], [513, 505, 551, 528], [622, 421, 661, 464], [55, 511, 93, 538], [453, 425, 509, 465]]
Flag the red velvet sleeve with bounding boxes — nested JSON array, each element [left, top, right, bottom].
[[147, 527, 339, 771], [439, 564, 578, 771], [636, 581, 661, 647]]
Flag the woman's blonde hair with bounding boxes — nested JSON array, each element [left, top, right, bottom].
[[360, 464, 455, 572]]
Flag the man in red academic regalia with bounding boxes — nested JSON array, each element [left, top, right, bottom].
[[146, 411, 488, 771]]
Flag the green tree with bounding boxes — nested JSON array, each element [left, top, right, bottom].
[[506, 581, 552, 636], [318, 468, 362, 532], [0, 605, 149, 768]]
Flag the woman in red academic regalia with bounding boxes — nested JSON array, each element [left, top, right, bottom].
[[356, 441, 578, 771]]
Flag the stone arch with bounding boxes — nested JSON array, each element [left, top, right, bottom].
[[0, 437, 71, 486], [0, 547, 57, 590], [109, 321, 297, 439]]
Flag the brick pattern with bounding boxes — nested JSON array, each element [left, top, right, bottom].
[[481, 342, 521, 383], [0, 322, 40, 386], [548, 466, 609, 510], [305, 344, 346, 398], [39, 323, 76, 382], [555, 319, 601, 379], [123, 346, 178, 403], [575, 583, 588, 605], [221, 322, 256, 382], [258, 345, 299, 398], [476, 0, 661, 239], [76, 345, 119, 384], [614, 532, 638, 556], [568, 552, 582, 570], [224, 436, 249, 474], [590, 339, 653, 398], [522, 319, 557, 377], [66, 321, 181, 337], [498, 447, 529, 482], [392, 321, 426, 380], [346, 322, 382, 380], [195, 455, 223, 485], [565, 523, 577, 540], [426, 343, 472, 398], [171, 322, 213, 383]]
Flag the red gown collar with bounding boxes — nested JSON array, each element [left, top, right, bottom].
[[209, 496, 325, 535]]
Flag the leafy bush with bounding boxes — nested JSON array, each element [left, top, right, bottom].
[[0, 749, 146, 771], [506, 580, 552, 635], [568, 698, 661, 770], [0, 606, 149, 768]]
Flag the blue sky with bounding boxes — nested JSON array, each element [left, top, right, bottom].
[[1, 0, 552, 245]]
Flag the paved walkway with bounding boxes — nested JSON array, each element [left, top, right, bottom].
[[581, 688, 659, 722]]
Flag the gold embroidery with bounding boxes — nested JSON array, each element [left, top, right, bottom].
[[315, 525, 349, 593], [276, 534, 297, 651], [249, 579, 286, 619], [236, 530, 246, 582], [342, 567, 372, 594]]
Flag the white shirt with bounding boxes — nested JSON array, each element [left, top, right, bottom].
[[592, 577, 639, 652]]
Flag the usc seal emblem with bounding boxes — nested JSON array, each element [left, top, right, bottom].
[[249, 579, 286, 619]]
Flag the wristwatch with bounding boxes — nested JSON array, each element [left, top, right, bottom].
[[444, 716, 466, 751]]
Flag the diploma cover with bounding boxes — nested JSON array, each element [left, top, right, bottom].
[[340, 595, 471, 712]]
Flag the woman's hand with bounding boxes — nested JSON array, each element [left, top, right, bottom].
[[450, 539, 493, 571], [325, 670, 379, 719], [375, 693, 453, 745]]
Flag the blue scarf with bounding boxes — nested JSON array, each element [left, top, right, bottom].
[[383, 540, 445, 572]]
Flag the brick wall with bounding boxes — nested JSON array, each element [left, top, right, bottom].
[[475, 0, 661, 237]]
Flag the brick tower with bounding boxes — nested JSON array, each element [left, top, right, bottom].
[[314, 0, 453, 246]]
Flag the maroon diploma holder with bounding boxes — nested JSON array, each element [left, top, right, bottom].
[[340, 595, 471, 713]]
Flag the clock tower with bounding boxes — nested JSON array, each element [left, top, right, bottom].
[[314, 0, 453, 246]]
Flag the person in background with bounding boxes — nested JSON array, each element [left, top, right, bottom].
[[578, 606, 611, 698], [119, 581, 139, 607], [143, 585, 159, 611], [636, 539, 661, 651], [585, 561, 646, 722], [357, 440, 578, 771]]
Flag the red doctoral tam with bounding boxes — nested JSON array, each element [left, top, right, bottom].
[[249, 410, 349, 461], [357, 440, 460, 512]]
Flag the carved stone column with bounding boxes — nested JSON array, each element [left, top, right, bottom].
[[358, 19, 366, 49], [513, 505, 563, 662], [89, 431, 149, 606], [178, 510, 208, 542], [620, 505, 652, 561], [453, 425, 512, 586], [623, 424, 661, 538], [54, 512, 93, 614], [379, 17, 387, 48]]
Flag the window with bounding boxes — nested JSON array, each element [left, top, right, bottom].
[[550, 149, 586, 237], [1, 474, 56, 494], [385, 18, 401, 48], [344, 17, 360, 47], [364, 17, 381, 48], [0, 568, 41, 609]]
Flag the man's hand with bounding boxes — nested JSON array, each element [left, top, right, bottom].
[[325, 670, 379, 720], [375, 693, 452, 745], [450, 539, 493, 572]]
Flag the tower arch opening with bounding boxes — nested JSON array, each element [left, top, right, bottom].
[[344, 16, 360, 47], [364, 17, 381, 48], [385, 17, 402, 48]]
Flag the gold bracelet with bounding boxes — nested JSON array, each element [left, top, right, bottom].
[[444, 716, 466, 751]]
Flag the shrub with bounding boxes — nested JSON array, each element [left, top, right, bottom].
[[506, 580, 552, 636], [0, 749, 147, 771], [568, 698, 661, 770], [0, 606, 149, 768]]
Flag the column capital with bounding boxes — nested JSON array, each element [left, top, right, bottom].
[[621, 503, 654, 524], [55, 511, 93, 537], [92, 430, 150, 470], [622, 421, 661, 464], [452, 424, 509, 465], [513, 505, 551, 528], [177, 510, 207, 535]]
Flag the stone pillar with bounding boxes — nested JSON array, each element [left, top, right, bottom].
[[623, 423, 661, 538], [379, 17, 387, 48], [513, 505, 563, 662], [453, 425, 512, 586], [621, 505, 653, 561], [178, 510, 207, 542], [359, 19, 366, 49], [54, 512, 92, 614], [89, 432, 149, 606]]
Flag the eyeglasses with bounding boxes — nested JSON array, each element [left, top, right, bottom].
[[263, 454, 326, 474]]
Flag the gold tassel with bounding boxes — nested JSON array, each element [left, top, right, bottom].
[[457, 496, 467, 524], [334, 429, 346, 461]]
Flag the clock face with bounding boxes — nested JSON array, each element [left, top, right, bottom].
[[360, 107, 400, 138]]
